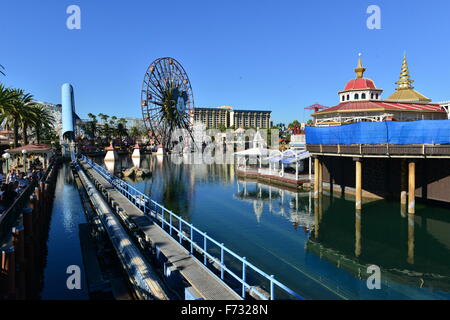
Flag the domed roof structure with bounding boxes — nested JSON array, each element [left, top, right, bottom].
[[344, 78, 377, 91], [337, 54, 383, 102]]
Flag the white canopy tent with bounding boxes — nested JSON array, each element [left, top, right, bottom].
[[264, 149, 311, 180], [235, 147, 270, 169]]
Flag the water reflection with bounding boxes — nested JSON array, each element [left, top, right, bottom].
[[234, 181, 314, 232], [93, 155, 450, 299], [308, 197, 450, 295]]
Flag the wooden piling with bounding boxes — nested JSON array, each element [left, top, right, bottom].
[[355, 158, 362, 210], [400, 159, 407, 217], [408, 161, 415, 215], [2, 246, 16, 299], [12, 225, 26, 299], [318, 160, 323, 195], [314, 158, 319, 199], [24, 199, 36, 298]]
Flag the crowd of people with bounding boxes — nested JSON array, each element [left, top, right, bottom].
[[0, 168, 46, 214]]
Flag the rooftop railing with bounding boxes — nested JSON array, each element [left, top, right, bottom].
[[78, 154, 304, 300]]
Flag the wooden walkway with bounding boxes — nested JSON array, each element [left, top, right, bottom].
[[80, 161, 241, 300]]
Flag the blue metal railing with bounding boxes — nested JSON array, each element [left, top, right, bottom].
[[78, 154, 304, 300]]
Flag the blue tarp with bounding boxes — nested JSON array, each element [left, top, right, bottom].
[[306, 120, 450, 145]]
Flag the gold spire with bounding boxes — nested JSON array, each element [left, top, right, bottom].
[[387, 54, 431, 102], [395, 54, 415, 90], [354, 53, 366, 79]]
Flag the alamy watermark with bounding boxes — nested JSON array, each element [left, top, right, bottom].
[[66, 265, 82, 290], [366, 265, 381, 290], [66, 5, 81, 30], [366, 5, 381, 30], [168, 125, 280, 166]]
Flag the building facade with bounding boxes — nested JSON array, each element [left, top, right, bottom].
[[191, 105, 272, 129], [312, 55, 448, 126]]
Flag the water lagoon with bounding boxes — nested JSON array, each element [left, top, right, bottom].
[[97, 155, 450, 300]]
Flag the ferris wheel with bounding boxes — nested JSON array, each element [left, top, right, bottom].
[[141, 57, 194, 149]]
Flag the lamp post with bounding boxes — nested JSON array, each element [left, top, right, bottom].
[[22, 149, 28, 171], [2, 152, 11, 173]]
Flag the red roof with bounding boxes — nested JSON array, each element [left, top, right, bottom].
[[314, 101, 444, 114], [343, 78, 376, 91]]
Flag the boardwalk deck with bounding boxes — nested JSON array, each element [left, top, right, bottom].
[[80, 161, 241, 300]]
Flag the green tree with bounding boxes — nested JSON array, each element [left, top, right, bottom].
[[30, 104, 56, 143], [0, 88, 35, 147], [0, 64, 5, 76], [288, 120, 301, 128], [0, 84, 18, 115], [85, 113, 98, 137], [116, 122, 128, 138], [129, 126, 142, 138], [98, 113, 110, 138]]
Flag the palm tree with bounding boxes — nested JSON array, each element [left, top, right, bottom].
[[0, 84, 18, 112], [116, 122, 128, 138], [129, 126, 142, 138], [0, 64, 5, 76], [86, 113, 98, 138], [98, 113, 109, 123], [30, 104, 55, 144], [0, 88, 33, 147]]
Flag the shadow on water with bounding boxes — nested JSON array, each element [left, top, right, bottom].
[[92, 154, 450, 300]]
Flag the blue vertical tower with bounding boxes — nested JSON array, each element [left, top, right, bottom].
[[61, 83, 75, 141]]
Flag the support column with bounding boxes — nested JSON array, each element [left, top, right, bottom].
[[314, 157, 319, 199], [309, 156, 312, 182], [318, 159, 323, 195], [408, 161, 415, 215], [355, 158, 362, 210], [400, 159, 407, 217]]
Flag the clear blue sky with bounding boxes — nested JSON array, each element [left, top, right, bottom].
[[1, 0, 450, 124]]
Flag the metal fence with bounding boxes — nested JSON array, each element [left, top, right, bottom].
[[78, 154, 304, 300]]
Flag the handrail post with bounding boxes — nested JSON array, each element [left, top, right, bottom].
[[190, 225, 193, 254], [169, 211, 173, 235], [220, 243, 224, 280], [270, 275, 275, 300], [242, 257, 247, 298], [179, 219, 182, 244], [203, 233, 207, 265]]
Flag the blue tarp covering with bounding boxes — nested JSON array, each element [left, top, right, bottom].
[[306, 120, 450, 145]]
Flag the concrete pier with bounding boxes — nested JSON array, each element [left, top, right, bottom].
[[78, 160, 241, 300]]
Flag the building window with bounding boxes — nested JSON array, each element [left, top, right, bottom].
[[371, 93, 374, 99], [375, 94, 379, 99], [342, 95, 345, 101], [354, 93, 359, 100], [346, 94, 350, 100], [361, 93, 366, 99]]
